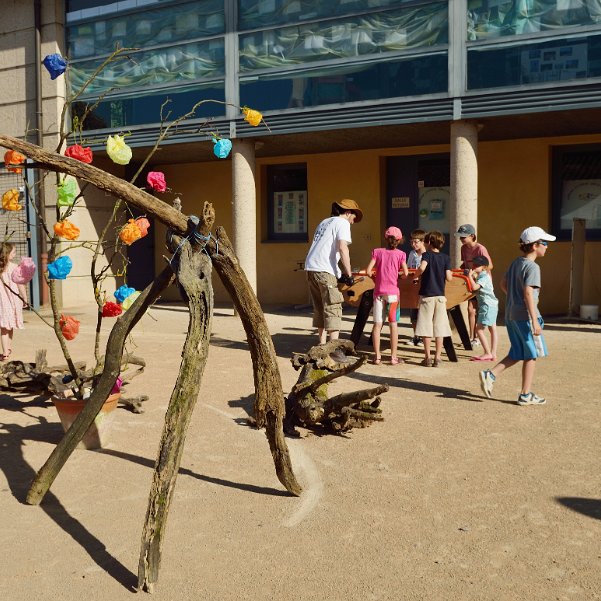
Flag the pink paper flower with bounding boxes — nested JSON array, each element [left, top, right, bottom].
[[147, 171, 167, 192]]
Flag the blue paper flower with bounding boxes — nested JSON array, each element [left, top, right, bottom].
[[47, 256, 72, 280], [213, 137, 232, 159], [114, 285, 136, 304], [42, 54, 68, 80]]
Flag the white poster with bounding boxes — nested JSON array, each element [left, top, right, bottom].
[[273, 190, 307, 234]]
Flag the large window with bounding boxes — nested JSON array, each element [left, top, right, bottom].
[[468, 33, 601, 89], [66, 0, 226, 130], [467, 0, 601, 41], [552, 144, 601, 240], [266, 164, 308, 241]]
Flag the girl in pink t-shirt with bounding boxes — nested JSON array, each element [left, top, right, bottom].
[[364, 227, 408, 365]]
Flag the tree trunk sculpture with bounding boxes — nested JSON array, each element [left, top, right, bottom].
[[284, 340, 389, 435]]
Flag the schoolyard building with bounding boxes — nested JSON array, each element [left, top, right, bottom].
[[1, 0, 601, 314]]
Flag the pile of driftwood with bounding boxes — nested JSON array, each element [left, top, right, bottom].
[[284, 340, 389, 436], [0, 349, 148, 412]]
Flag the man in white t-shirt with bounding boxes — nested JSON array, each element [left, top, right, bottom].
[[305, 198, 363, 344]]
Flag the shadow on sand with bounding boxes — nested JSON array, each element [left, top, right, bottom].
[[556, 497, 601, 520]]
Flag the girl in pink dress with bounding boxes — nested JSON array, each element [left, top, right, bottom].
[[0, 243, 26, 360], [363, 227, 409, 365]]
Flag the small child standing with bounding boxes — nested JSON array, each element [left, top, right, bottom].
[[407, 229, 426, 346], [364, 226, 408, 365], [455, 224, 493, 347], [414, 231, 452, 367], [479, 226, 555, 405], [467, 255, 498, 361], [0, 242, 27, 360]]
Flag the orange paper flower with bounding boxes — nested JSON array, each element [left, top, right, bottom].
[[135, 217, 150, 238], [4, 150, 25, 174], [2, 188, 22, 211], [242, 107, 263, 127], [54, 220, 80, 240], [119, 219, 142, 245], [59, 314, 80, 340]]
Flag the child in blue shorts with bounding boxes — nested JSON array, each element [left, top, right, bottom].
[[479, 226, 555, 405], [467, 255, 498, 361]]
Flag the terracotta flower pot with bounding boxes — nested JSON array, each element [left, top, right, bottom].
[[52, 392, 120, 450]]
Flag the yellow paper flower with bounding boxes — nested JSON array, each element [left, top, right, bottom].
[[54, 220, 80, 241], [119, 219, 142, 245], [242, 107, 262, 127], [2, 188, 22, 211], [106, 135, 132, 165], [121, 290, 141, 311]]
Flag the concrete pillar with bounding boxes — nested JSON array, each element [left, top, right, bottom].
[[231, 139, 257, 293], [450, 121, 479, 267]]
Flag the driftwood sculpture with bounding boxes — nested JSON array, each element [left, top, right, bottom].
[[284, 340, 389, 436], [0, 134, 301, 592]]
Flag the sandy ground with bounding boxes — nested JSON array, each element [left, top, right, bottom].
[[0, 302, 600, 601]]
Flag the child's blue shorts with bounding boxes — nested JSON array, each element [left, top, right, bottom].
[[506, 318, 548, 361], [477, 302, 498, 327]]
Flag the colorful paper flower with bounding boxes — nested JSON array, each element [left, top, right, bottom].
[[4, 150, 25, 173], [147, 171, 166, 192], [121, 290, 141, 311], [106, 135, 132, 165], [42, 54, 68, 79], [242, 107, 263, 127], [102, 301, 123, 317], [2, 188, 22, 211], [119, 219, 142, 245], [59, 314, 80, 341], [47, 256, 72, 280], [57, 176, 78, 206], [135, 217, 150, 238], [54, 220, 80, 240], [64, 144, 93, 164], [213, 137, 232, 159], [111, 376, 123, 394], [114, 285, 136, 304], [11, 257, 36, 284]]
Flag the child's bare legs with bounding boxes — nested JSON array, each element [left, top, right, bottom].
[[317, 327, 339, 344], [1, 327, 13, 359], [467, 298, 477, 340], [475, 323, 491, 356], [490, 355, 519, 378], [389, 322, 398, 361], [489, 324, 498, 358], [372, 322, 384, 361], [434, 336, 444, 361], [422, 336, 431, 360], [521, 359, 536, 394]]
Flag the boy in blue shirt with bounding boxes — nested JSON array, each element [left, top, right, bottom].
[[479, 226, 555, 405]]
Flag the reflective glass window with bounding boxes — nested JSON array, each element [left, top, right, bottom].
[[239, 0, 428, 30], [72, 82, 226, 130], [467, 0, 601, 41], [240, 53, 447, 110], [67, 1, 224, 59], [468, 34, 601, 89], [239, 2, 447, 72]]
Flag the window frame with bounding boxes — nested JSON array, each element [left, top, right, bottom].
[[266, 163, 308, 242], [551, 143, 601, 241]]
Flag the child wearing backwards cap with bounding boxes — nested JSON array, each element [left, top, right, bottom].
[[467, 255, 498, 361], [479, 226, 555, 406], [363, 226, 408, 365]]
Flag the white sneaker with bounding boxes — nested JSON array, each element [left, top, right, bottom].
[[471, 338, 481, 347], [479, 370, 495, 398], [517, 392, 546, 406]]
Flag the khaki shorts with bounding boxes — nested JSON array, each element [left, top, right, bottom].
[[307, 271, 344, 331], [415, 296, 451, 338]]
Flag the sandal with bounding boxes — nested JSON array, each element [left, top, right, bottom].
[[390, 357, 404, 365], [0, 349, 11, 361], [420, 358, 432, 367], [432, 359, 441, 367], [372, 357, 382, 365]]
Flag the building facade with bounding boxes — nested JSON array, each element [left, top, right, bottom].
[[2, 0, 601, 313]]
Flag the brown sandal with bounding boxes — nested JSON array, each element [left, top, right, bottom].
[[420, 358, 432, 367]]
